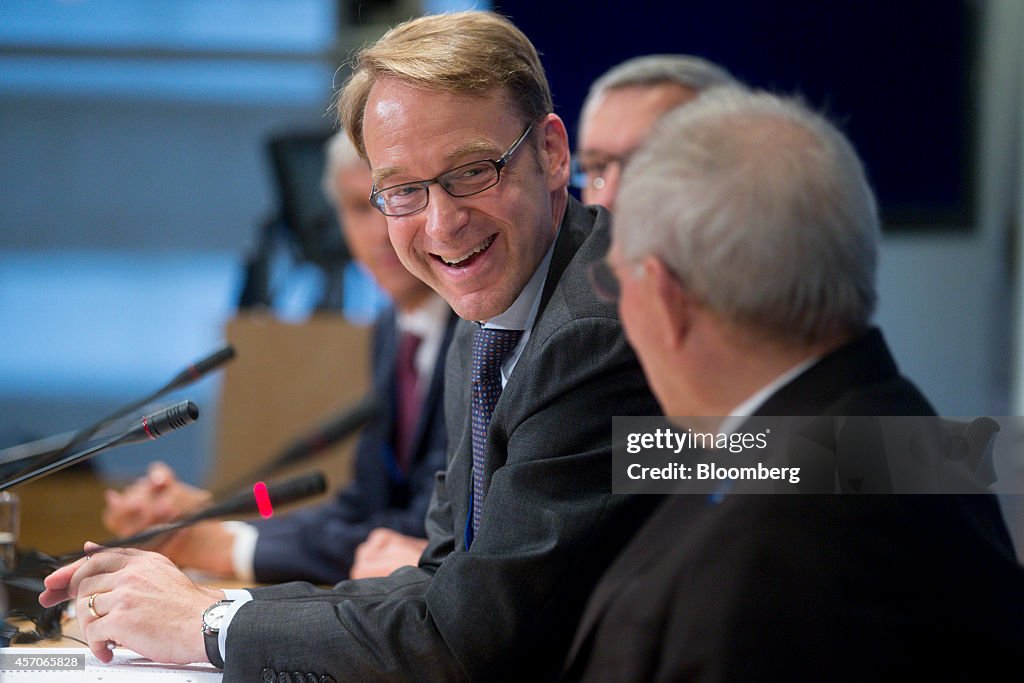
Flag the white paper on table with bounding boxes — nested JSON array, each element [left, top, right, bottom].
[[0, 647, 223, 682]]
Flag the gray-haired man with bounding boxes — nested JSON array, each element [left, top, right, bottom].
[[574, 54, 738, 211], [564, 88, 1024, 681]]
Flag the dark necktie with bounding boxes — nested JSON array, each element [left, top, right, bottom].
[[468, 327, 523, 545], [394, 331, 422, 474]]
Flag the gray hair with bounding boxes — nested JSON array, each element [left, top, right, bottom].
[[581, 54, 738, 122], [320, 129, 365, 206], [616, 88, 879, 345]]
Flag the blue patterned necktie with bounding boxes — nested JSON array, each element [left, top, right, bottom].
[[468, 327, 523, 546]]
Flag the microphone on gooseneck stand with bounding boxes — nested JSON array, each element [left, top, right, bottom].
[[158, 345, 237, 395], [214, 392, 382, 497], [0, 400, 201, 632], [0, 401, 200, 492], [0, 346, 230, 633], [0, 344, 235, 468], [53, 471, 328, 564]]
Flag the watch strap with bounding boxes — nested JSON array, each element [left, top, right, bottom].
[[202, 600, 231, 669]]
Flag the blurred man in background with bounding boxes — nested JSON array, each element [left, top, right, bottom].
[[102, 130, 454, 585], [574, 54, 737, 211], [563, 88, 1024, 681]]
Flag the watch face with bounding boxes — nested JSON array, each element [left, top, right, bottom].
[[204, 602, 230, 631]]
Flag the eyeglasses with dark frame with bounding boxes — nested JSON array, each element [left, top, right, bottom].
[[370, 121, 536, 217], [571, 151, 633, 192]]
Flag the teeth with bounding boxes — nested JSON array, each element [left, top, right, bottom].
[[442, 235, 495, 266]]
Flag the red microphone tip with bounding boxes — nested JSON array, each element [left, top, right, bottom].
[[253, 481, 273, 519], [142, 416, 156, 440]]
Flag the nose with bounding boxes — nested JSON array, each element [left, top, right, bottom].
[[422, 185, 470, 242]]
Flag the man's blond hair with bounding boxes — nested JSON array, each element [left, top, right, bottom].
[[337, 11, 552, 158]]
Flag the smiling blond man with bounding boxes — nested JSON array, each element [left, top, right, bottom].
[[43, 12, 660, 682]]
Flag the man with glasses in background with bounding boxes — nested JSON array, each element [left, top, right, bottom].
[[573, 54, 738, 211], [42, 11, 660, 682]]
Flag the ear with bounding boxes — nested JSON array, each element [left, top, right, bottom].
[[536, 113, 571, 191], [643, 255, 691, 350]]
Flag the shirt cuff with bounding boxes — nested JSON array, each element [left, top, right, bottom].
[[219, 589, 253, 665], [222, 521, 258, 582]]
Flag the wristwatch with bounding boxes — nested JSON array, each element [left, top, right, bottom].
[[202, 600, 233, 669]]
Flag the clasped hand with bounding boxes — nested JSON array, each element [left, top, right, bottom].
[[39, 542, 223, 665]]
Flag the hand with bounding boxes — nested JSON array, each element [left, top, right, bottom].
[[350, 528, 428, 579], [39, 542, 223, 665], [155, 522, 238, 578], [103, 461, 212, 536]]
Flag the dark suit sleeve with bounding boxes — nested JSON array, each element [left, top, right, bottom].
[[418, 463, 457, 572], [220, 316, 660, 683], [249, 488, 377, 584]]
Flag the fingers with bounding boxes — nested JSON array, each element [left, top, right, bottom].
[[363, 527, 397, 549], [362, 528, 427, 552], [79, 587, 128, 663], [39, 586, 69, 608], [39, 553, 90, 607], [147, 461, 177, 489], [79, 589, 108, 621], [40, 542, 125, 606], [69, 548, 142, 660], [103, 483, 155, 536], [403, 537, 429, 555], [102, 489, 130, 533], [103, 489, 122, 509], [67, 544, 143, 599], [152, 496, 188, 522], [81, 612, 117, 663], [351, 531, 428, 579]]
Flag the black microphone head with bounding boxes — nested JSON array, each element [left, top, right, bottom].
[[198, 471, 328, 521], [121, 400, 199, 445], [266, 471, 327, 508], [146, 400, 199, 439]]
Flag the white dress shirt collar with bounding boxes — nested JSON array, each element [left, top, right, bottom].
[[395, 293, 450, 391], [718, 356, 820, 435], [479, 228, 560, 387]]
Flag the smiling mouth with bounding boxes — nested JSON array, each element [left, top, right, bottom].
[[434, 234, 497, 269]]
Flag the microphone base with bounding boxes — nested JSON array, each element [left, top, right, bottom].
[[2, 548, 67, 643]]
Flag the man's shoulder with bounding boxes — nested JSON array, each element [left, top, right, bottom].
[[534, 200, 617, 337], [370, 305, 400, 342], [762, 328, 937, 417]]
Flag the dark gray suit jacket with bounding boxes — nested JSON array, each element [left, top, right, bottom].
[[224, 199, 662, 682], [563, 329, 1024, 682]]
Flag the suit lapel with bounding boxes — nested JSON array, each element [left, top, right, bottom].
[[447, 320, 476, 549], [450, 199, 601, 547], [406, 310, 458, 466], [491, 199, 599, 423]]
